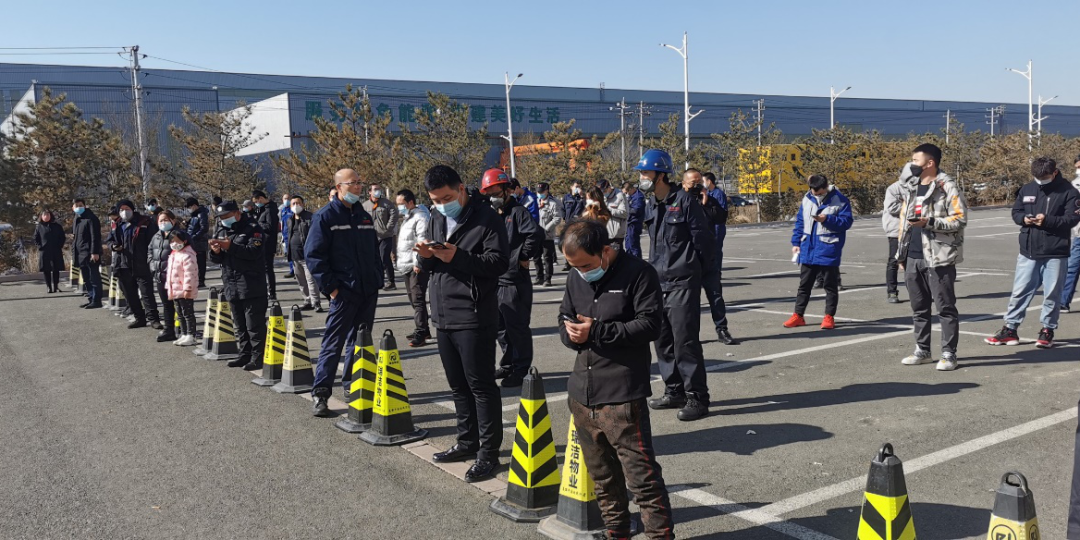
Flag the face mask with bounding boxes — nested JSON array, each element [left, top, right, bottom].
[[688, 185, 703, 198], [342, 191, 361, 204], [373, 190, 384, 199], [397, 204, 408, 215], [120, 210, 133, 221], [436, 198, 463, 219], [159, 222, 173, 232], [146, 205, 157, 212], [489, 196, 506, 210], [1075, 169, 1080, 178], [585, 200, 599, 208], [255, 202, 265, 208], [578, 253, 607, 283], [908, 163, 923, 178], [74, 207, 85, 215], [221, 216, 238, 228], [291, 205, 303, 214], [572, 187, 581, 195], [638, 179, 655, 193], [1035, 177, 1051, 186], [537, 193, 546, 200], [170, 242, 184, 251]]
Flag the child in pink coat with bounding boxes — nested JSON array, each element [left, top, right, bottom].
[[166, 230, 200, 346]]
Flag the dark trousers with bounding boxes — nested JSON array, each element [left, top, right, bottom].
[[117, 269, 158, 322], [262, 243, 277, 297], [905, 257, 959, 354], [42, 256, 61, 290], [655, 282, 709, 402], [404, 270, 430, 335], [886, 237, 899, 295], [569, 398, 675, 540], [625, 223, 643, 259], [195, 249, 207, 286], [714, 224, 726, 270], [378, 238, 395, 287], [701, 259, 729, 331], [79, 263, 103, 305], [497, 271, 534, 375], [229, 296, 268, 365], [313, 291, 378, 397], [436, 326, 503, 461], [533, 239, 556, 283], [795, 264, 840, 316], [174, 298, 196, 336], [155, 280, 176, 335]]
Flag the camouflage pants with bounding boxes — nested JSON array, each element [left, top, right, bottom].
[[569, 397, 675, 540]]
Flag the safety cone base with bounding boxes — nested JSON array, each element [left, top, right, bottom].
[[537, 511, 639, 540], [490, 497, 556, 524], [333, 418, 371, 434], [271, 381, 313, 394], [358, 426, 427, 446], [250, 375, 279, 387], [203, 349, 239, 361]]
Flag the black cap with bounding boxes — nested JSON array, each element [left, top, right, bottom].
[[146, 198, 158, 206], [215, 200, 240, 217], [185, 197, 199, 208], [536, 182, 550, 193], [116, 199, 135, 211], [596, 179, 611, 190]]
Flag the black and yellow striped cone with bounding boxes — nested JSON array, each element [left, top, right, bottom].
[[193, 288, 218, 356], [106, 272, 118, 310], [272, 305, 314, 394], [359, 330, 427, 446], [69, 263, 81, 290], [335, 328, 376, 433], [857, 443, 916, 540], [986, 472, 1039, 540], [537, 416, 605, 539], [492, 367, 559, 522], [203, 297, 239, 361], [252, 302, 285, 387]]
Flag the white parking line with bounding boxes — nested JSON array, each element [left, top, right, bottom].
[[669, 487, 840, 540]]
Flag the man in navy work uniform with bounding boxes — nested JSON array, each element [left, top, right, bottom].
[[209, 201, 269, 370], [623, 181, 645, 258], [417, 165, 509, 482], [305, 169, 383, 417], [636, 149, 715, 422]]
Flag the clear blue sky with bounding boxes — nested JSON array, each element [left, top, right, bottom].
[[3, 0, 1079, 105]]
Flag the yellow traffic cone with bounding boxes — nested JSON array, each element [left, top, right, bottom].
[[107, 271, 118, 310], [253, 301, 285, 387], [335, 328, 376, 433], [69, 263, 81, 290], [203, 297, 239, 361], [272, 305, 314, 394], [492, 367, 559, 522], [857, 443, 916, 540], [537, 415, 605, 539], [359, 330, 426, 446], [193, 288, 219, 356], [986, 472, 1039, 540]]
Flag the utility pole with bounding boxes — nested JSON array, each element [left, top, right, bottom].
[[503, 72, 523, 177], [362, 85, 369, 145], [609, 98, 631, 172], [944, 109, 952, 144], [1007, 60, 1033, 150], [636, 101, 652, 160], [124, 45, 149, 199], [986, 105, 1004, 137], [1036, 94, 1057, 145], [753, 99, 765, 146], [661, 32, 703, 169]]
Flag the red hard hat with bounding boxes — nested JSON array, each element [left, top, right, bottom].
[[480, 168, 511, 193]]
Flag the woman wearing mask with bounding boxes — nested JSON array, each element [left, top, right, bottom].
[[581, 187, 621, 247], [149, 210, 179, 342], [34, 209, 66, 293], [166, 230, 200, 346], [286, 196, 322, 312]]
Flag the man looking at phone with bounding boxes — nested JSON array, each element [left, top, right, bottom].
[[985, 157, 1080, 349], [209, 201, 268, 370], [896, 143, 968, 371]]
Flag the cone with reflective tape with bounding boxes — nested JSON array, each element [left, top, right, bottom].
[[106, 270, 118, 310], [492, 367, 559, 522], [69, 263, 81, 290], [986, 472, 1039, 540], [252, 301, 285, 387], [537, 416, 605, 539], [272, 305, 314, 394], [335, 327, 376, 433], [359, 330, 426, 446], [193, 288, 219, 356], [857, 443, 916, 540], [203, 296, 239, 361], [109, 273, 127, 313]]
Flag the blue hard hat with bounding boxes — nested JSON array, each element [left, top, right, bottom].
[[634, 149, 674, 174]]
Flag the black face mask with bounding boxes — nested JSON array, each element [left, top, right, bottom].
[[909, 164, 923, 178], [688, 185, 704, 199]]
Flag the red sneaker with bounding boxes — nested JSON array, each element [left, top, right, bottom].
[[783, 314, 806, 328], [821, 315, 835, 330]]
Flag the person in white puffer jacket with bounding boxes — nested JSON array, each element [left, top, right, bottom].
[[1059, 155, 1080, 312], [395, 189, 432, 346]]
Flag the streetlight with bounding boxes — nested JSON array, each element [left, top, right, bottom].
[[1007, 60, 1033, 150], [829, 85, 851, 143], [1036, 94, 1056, 142], [661, 32, 703, 170], [502, 72, 523, 177]]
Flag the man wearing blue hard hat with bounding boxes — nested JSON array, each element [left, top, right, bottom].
[[635, 149, 715, 421]]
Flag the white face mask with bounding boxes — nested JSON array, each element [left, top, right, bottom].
[[170, 242, 185, 251], [291, 205, 303, 214], [1074, 168, 1080, 178], [119, 209, 133, 221], [585, 200, 599, 208]]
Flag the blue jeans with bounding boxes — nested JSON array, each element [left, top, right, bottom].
[[1004, 255, 1067, 330], [79, 263, 103, 305], [1061, 238, 1080, 307], [312, 291, 377, 397]]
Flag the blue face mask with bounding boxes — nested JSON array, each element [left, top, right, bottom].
[[435, 192, 464, 219], [398, 204, 408, 216], [577, 254, 607, 283], [255, 202, 265, 208], [74, 207, 85, 215], [160, 222, 173, 232], [342, 191, 361, 204], [221, 216, 238, 228]]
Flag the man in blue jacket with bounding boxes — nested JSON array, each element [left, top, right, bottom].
[[305, 169, 383, 417], [623, 181, 645, 258], [279, 193, 294, 279], [783, 175, 853, 330], [185, 197, 210, 288]]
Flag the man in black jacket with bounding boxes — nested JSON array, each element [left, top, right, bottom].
[[108, 199, 160, 328], [480, 168, 543, 388], [185, 197, 210, 288], [986, 157, 1080, 349], [685, 169, 737, 345], [209, 201, 269, 370], [286, 196, 322, 312], [636, 149, 715, 422], [251, 190, 279, 300], [417, 165, 509, 483], [559, 219, 674, 539], [72, 198, 103, 308]]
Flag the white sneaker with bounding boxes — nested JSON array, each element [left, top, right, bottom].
[[936, 353, 958, 371], [172, 336, 184, 345], [901, 348, 934, 365], [177, 335, 197, 346]]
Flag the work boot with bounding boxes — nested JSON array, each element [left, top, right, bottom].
[[782, 314, 806, 328], [887, 292, 900, 304], [226, 358, 247, 368], [648, 393, 687, 410], [494, 367, 512, 380], [820, 315, 835, 330], [677, 397, 709, 421], [312, 396, 331, 417]]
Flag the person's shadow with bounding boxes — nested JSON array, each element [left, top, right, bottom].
[[654, 423, 832, 456], [718, 382, 979, 415]]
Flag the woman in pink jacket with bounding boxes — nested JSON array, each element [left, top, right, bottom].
[[166, 230, 200, 346]]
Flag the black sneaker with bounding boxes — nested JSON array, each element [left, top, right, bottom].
[[383, 285, 397, 292], [84, 302, 103, 309], [985, 326, 1020, 346], [543, 281, 552, 287], [150, 321, 164, 330], [648, 394, 687, 410], [283, 273, 295, 279], [300, 302, 314, 311], [1036, 328, 1055, 349], [501, 373, 524, 388], [677, 397, 709, 421], [226, 358, 247, 368], [156, 332, 177, 343], [312, 397, 331, 417], [887, 292, 900, 304], [127, 319, 147, 329], [494, 367, 512, 380], [79, 302, 91, 308], [408, 335, 427, 348], [242, 362, 261, 371], [717, 328, 738, 345], [406, 330, 418, 340], [314, 305, 325, 313]]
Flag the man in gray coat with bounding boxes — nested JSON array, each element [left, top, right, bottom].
[[882, 177, 905, 304], [533, 182, 562, 287], [363, 183, 400, 291]]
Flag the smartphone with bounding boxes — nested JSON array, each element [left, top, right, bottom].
[[425, 241, 446, 249], [1025, 214, 1035, 220], [559, 313, 577, 324], [907, 217, 922, 223]]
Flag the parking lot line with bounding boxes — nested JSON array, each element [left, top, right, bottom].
[[669, 487, 841, 540]]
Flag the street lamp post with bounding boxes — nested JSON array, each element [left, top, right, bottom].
[[503, 72, 523, 177], [661, 32, 703, 170], [829, 85, 851, 144], [1007, 60, 1033, 150], [1036, 94, 1056, 144]]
